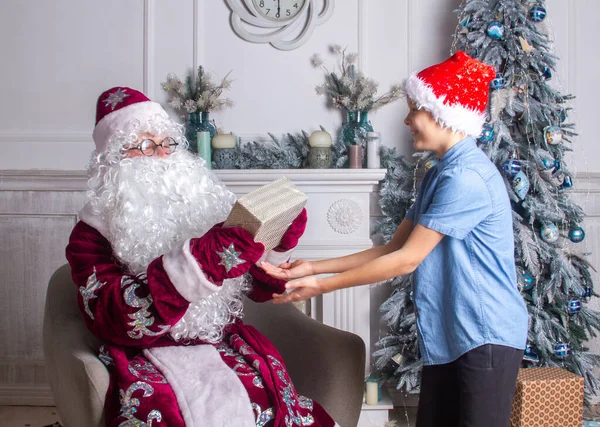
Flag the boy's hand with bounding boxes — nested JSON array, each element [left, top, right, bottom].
[[260, 259, 314, 281], [271, 276, 325, 304]]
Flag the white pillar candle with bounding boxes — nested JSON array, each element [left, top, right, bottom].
[[211, 133, 237, 149], [366, 132, 381, 169], [309, 130, 332, 147], [365, 380, 379, 405], [197, 131, 212, 168]]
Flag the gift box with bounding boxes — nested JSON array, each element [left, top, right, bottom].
[[224, 177, 308, 251], [510, 367, 584, 427]]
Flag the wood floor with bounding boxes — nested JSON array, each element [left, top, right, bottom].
[[1, 404, 599, 427], [0, 406, 420, 427], [0, 406, 61, 427]]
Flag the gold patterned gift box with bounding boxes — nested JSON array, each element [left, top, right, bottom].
[[224, 177, 308, 251], [510, 367, 584, 427]]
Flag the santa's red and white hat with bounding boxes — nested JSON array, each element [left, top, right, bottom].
[[403, 51, 496, 137], [93, 86, 168, 153]]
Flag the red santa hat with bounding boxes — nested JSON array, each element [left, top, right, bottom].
[[403, 51, 496, 137], [92, 86, 169, 153]]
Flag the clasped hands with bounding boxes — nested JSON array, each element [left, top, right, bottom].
[[260, 259, 328, 304]]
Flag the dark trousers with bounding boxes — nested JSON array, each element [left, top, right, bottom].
[[416, 344, 523, 427]]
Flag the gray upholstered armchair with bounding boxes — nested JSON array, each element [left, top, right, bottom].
[[43, 264, 366, 427]]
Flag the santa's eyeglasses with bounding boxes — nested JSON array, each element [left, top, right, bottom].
[[125, 137, 179, 156]]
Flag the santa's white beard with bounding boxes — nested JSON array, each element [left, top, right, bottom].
[[86, 145, 248, 343]]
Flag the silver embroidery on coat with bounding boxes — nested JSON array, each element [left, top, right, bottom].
[[217, 339, 264, 388], [80, 267, 106, 320], [121, 276, 170, 339], [253, 403, 274, 427], [253, 376, 265, 388], [98, 345, 114, 366], [118, 381, 163, 426], [268, 356, 315, 426], [128, 359, 168, 384]]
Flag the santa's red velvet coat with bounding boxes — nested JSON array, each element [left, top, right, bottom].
[[66, 210, 336, 427]]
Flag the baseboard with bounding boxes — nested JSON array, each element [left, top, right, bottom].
[[0, 384, 55, 406]]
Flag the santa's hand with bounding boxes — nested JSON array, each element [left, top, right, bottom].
[[260, 259, 313, 281], [190, 226, 265, 282], [271, 276, 324, 304]]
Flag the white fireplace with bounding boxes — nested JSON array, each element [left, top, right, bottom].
[[218, 168, 387, 372], [219, 168, 394, 426]]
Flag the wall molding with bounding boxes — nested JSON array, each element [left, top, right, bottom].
[[358, 0, 367, 73], [143, 0, 156, 98], [193, 0, 205, 72], [0, 132, 91, 144], [0, 385, 54, 406]]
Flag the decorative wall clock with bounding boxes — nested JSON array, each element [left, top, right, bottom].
[[225, 0, 334, 50]]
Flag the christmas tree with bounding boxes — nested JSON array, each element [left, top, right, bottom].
[[374, 0, 600, 402]]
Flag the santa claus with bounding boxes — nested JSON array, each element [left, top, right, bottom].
[[66, 86, 337, 426]]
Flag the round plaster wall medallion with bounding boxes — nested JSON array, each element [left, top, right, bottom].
[[327, 199, 363, 234]]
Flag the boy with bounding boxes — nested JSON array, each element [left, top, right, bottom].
[[263, 52, 528, 427]]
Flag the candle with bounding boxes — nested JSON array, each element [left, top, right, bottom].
[[211, 133, 237, 149], [365, 378, 378, 405], [309, 130, 332, 148], [366, 132, 381, 169], [197, 131, 212, 168]]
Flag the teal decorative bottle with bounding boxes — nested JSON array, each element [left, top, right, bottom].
[[340, 110, 374, 147], [185, 112, 216, 153]]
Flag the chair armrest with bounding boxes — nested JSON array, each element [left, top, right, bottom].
[[243, 299, 365, 427], [43, 264, 108, 427]]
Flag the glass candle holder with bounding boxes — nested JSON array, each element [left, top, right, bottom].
[[308, 146, 333, 168], [213, 148, 237, 169]]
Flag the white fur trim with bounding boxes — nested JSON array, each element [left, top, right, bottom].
[[404, 73, 487, 137], [163, 239, 221, 303], [265, 248, 294, 267], [78, 202, 110, 241], [144, 346, 255, 427], [93, 101, 168, 153]]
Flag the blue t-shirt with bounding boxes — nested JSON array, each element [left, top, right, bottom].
[[405, 137, 528, 365]]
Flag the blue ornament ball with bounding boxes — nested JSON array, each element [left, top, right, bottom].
[[541, 158, 555, 170], [554, 342, 571, 359], [580, 287, 593, 301], [529, 5, 547, 22], [487, 21, 505, 39], [478, 125, 494, 144], [568, 227, 585, 243], [512, 171, 530, 200], [560, 175, 573, 190], [540, 223, 559, 243], [519, 272, 535, 291], [543, 66, 552, 80], [567, 297, 582, 315], [490, 73, 505, 90], [503, 159, 521, 177], [523, 344, 540, 362], [558, 108, 567, 122]]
